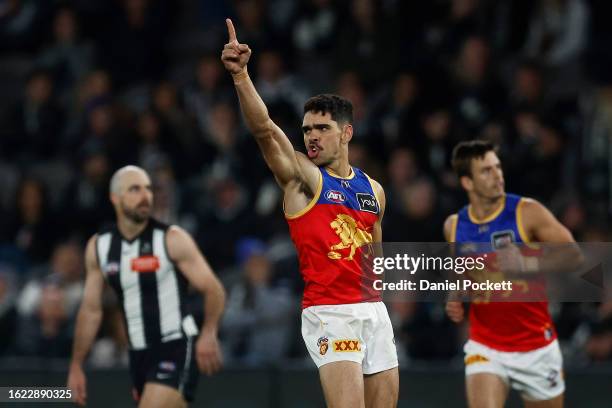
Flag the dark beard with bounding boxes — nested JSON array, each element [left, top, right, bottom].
[[121, 203, 149, 224]]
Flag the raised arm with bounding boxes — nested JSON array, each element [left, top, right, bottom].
[[67, 235, 105, 406], [166, 226, 225, 376], [220, 19, 318, 192]]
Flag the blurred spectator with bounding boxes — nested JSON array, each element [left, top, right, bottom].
[[59, 149, 113, 239], [17, 241, 84, 318], [63, 69, 113, 146], [193, 176, 250, 271], [36, 7, 95, 105], [585, 302, 612, 361], [509, 60, 546, 113], [222, 238, 296, 365], [292, 0, 338, 55], [134, 110, 173, 172], [451, 36, 506, 136], [97, 0, 171, 89], [416, 106, 459, 193], [395, 302, 460, 360], [0, 266, 18, 355], [7, 69, 64, 161], [151, 81, 201, 178], [386, 148, 421, 215], [334, 0, 398, 88], [0, 0, 51, 52], [336, 72, 374, 145], [507, 112, 564, 201], [371, 72, 422, 155], [76, 99, 136, 168], [384, 178, 445, 242], [1, 177, 59, 265], [232, 0, 281, 53], [255, 49, 310, 117], [183, 54, 233, 140], [524, 0, 588, 68], [16, 282, 72, 358], [151, 162, 180, 225]]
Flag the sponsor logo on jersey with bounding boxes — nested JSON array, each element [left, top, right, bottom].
[[325, 190, 346, 203], [341, 180, 351, 189], [131, 255, 160, 272], [356, 193, 378, 214], [317, 336, 329, 355], [333, 339, 361, 352]]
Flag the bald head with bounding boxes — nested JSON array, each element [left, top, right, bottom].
[[109, 165, 153, 224], [110, 165, 149, 195]]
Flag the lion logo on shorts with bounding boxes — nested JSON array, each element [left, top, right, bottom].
[[327, 214, 372, 261], [318, 336, 329, 355]]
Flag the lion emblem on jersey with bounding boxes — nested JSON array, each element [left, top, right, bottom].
[[327, 214, 372, 261]]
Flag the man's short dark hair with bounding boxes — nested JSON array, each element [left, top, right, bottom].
[[303, 94, 353, 125], [451, 140, 498, 178]]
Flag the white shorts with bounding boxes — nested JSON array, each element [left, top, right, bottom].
[[301, 302, 398, 375], [464, 339, 565, 401]]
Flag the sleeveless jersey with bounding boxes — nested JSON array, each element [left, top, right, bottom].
[[286, 167, 382, 308], [96, 219, 199, 350], [453, 194, 556, 352]]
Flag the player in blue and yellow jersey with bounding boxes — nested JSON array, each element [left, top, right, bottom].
[[221, 18, 398, 408], [444, 140, 576, 408]]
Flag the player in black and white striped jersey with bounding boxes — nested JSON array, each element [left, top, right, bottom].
[[67, 166, 226, 407]]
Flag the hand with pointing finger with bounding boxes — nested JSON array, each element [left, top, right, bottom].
[[221, 18, 252, 76]]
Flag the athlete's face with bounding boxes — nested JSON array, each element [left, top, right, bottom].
[[114, 171, 153, 224], [464, 151, 505, 199], [302, 111, 352, 166]]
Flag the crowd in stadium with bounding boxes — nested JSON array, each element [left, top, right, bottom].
[[0, 0, 611, 367]]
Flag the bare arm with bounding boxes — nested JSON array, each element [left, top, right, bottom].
[[166, 226, 225, 334], [166, 226, 225, 375], [220, 19, 318, 193], [443, 214, 458, 243], [70, 235, 104, 366], [370, 179, 386, 243], [519, 198, 583, 272], [521, 198, 574, 243], [443, 214, 464, 322], [68, 235, 104, 406]]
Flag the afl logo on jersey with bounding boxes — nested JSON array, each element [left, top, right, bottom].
[[104, 262, 120, 276], [325, 190, 346, 203]]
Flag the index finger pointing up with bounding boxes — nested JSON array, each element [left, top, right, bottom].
[[226, 18, 237, 43]]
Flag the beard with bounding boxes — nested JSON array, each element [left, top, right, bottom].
[[121, 202, 151, 224]]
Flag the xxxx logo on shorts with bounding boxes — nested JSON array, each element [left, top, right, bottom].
[[333, 339, 361, 352], [318, 336, 329, 355]]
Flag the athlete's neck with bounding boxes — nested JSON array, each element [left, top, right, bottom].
[[468, 194, 505, 222], [325, 161, 352, 178], [117, 217, 149, 241]]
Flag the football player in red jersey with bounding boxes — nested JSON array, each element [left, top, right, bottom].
[[222, 19, 398, 408], [445, 140, 577, 408]]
